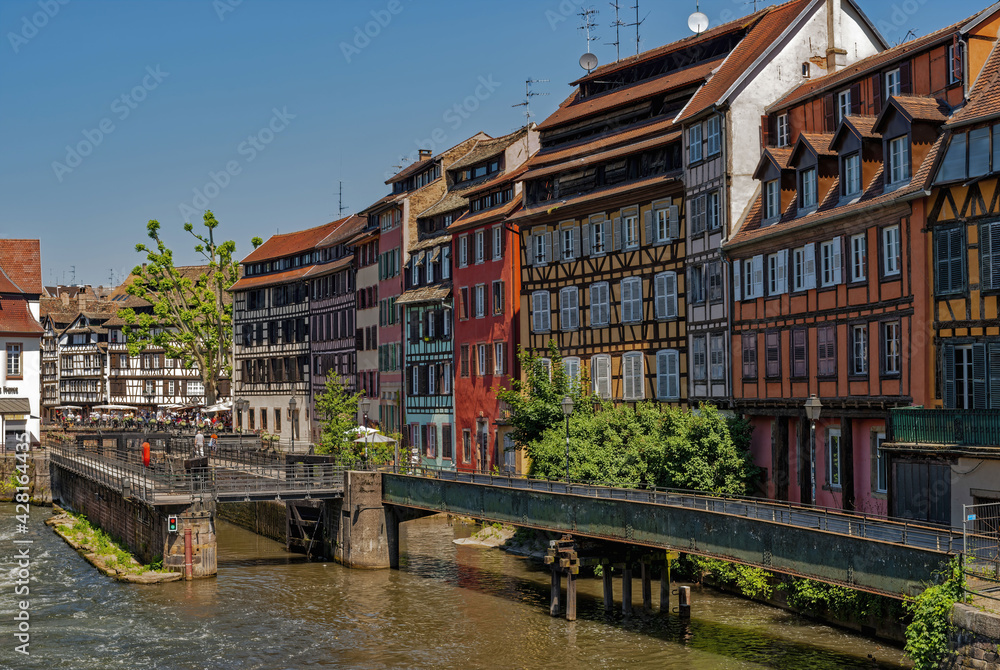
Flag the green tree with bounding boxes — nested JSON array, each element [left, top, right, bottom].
[[119, 211, 261, 405], [314, 372, 363, 459]]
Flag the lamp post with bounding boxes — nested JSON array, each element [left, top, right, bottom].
[[561, 395, 574, 484], [360, 397, 371, 468], [804, 394, 822, 506], [288, 397, 297, 450], [235, 398, 246, 448]]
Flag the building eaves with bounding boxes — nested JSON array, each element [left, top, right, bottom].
[[241, 218, 351, 264], [522, 130, 680, 182], [228, 266, 311, 292], [447, 127, 532, 172], [508, 173, 679, 226], [525, 116, 677, 169]]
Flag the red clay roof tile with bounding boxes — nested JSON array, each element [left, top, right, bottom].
[[0, 297, 43, 336], [0, 239, 43, 295], [241, 217, 352, 263]]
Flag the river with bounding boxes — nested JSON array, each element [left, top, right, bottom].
[[1, 504, 910, 669]]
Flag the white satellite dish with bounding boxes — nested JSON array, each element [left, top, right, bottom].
[[688, 11, 709, 34], [579, 52, 599, 72]]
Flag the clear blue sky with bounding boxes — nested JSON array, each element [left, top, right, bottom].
[[0, 0, 988, 287]]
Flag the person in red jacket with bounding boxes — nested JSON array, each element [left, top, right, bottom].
[[142, 440, 151, 468]]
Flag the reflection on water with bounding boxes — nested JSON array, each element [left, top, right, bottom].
[[0, 505, 908, 669]]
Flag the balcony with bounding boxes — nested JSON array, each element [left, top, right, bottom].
[[887, 408, 1000, 449]]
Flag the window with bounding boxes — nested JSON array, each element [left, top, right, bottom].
[[428, 364, 437, 394], [591, 218, 606, 254], [492, 225, 502, 260], [792, 243, 816, 291], [6, 343, 20, 377], [492, 280, 504, 314], [736, 254, 764, 300], [538, 358, 552, 380], [443, 309, 451, 339], [850, 233, 866, 282], [564, 356, 580, 387], [459, 235, 468, 267], [533, 231, 549, 265], [442, 424, 453, 460], [656, 350, 680, 400], [777, 114, 789, 147], [621, 277, 643, 323], [820, 238, 842, 287], [655, 207, 672, 243], [622, 352, 644, 400], [144, 379, 156, 396], [475, 230, 485, 264], [843, 153, 861, 196], [559, 287, 579, 331], [462, 430, 471, 463], [969, 126, 990, 178], [689, 265, 705, 304], [590, 282, 610, 327], [887, 136, 910, 185], [882, 320, 901, 375], [710, 334, 726, 381], [475, 284, 485, 318], [441, 245, 451, 279], [742, 333, 757, 379], [827, 428, 842, 488], [837, 90, 851, 121], [817, 325, 836, 376], [692, 336, 707, 381], [938, 132, 968, 183], [882, 225, 901, 277], [767, 251, 787, 296], [708, 262, 723, 303], [851, 324, 868, 375], [411, 366, 420, 395], [980, 221, 1000, 291], [800, 168, 817, 208], [791, 328, 807, 378], [459, 287, 470, 320], [494, 343, 505, 376], [426, 425, 437, 458], [478, 344, 487, 376], [874, 432, 888, 493], [765, 330, 780, 378], [690, 195, 706, 234], [885, 68, 901, 97], [765, 180, 780, 220], [654, 272, 677, 319], [623, 213, 639, 249], [688, 124, 703, 163], [561, 226, 575, 261], [707, 191, 720, 230], [948, 43, 962, 85], [531, 291, 550, 332], [460, 344, 470, 377], [443, 363, 452, 394], [591, 354, 611, 398], [706, 115, 721, 156]]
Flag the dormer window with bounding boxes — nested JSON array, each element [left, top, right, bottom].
[[887, 136, 911, 185], [765, 180, 780, 220], [777, 114, 789, 147], [885, 69, 901, 97], [843, 153, 861, 197], [800, 168, 817, 208], [838, 90, 851, 122]]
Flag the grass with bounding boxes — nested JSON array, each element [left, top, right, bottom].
[[61, 512, 169, 575]]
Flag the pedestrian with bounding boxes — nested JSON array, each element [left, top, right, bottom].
[[194, 430, 205, 457], [209, 433, 218, 454], [142, 440, 151, 468]]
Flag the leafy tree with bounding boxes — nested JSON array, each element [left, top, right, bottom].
[[120, 211, 262, 405], [314, 372, 365, 460]]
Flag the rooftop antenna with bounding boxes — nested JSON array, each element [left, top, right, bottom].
[[69, 266, 76, 285], [578, 7, 599, 54], [512, 79, 550, 124], [338, 180, 348, 217], [744, 0, 760, 12], [627, 1, 649, 55], [688, 1, 709, 35], [607, 1, 625, 62]]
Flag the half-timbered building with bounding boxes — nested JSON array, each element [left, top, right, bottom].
[[724, 8, 992, 516], [0, 240, 44, 448], [449, 126, 538, 473], [57, 309, 115, 411]]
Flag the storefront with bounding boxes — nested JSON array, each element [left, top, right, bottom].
[[0, 397, 32, 452]]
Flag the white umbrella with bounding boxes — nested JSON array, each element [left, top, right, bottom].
[[203, 400, 232, 413], [353, 433, 396, 444], [93, 404, 138, 411]]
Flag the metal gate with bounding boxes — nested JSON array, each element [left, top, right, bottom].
[[964, 502, 1000, 589]]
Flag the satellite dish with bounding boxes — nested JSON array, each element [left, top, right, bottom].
[[579, 52, 599, 72], [688, 11, 709, 34]]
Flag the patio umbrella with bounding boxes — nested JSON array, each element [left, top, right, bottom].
[[353, 433, 396, 443]]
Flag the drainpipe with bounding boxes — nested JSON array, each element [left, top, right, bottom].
[[184, 527, 193, 580]]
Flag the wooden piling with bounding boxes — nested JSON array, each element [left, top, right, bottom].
[[641, 561, 652, 611], [603, 568, 613, 612], [550, 568, 561, 616], [622, 564, 633, 616], [566, 570, 577, 621]]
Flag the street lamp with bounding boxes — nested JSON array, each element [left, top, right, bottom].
[[561, 395, 574, 484], [804, 394, 822, 506], [288, 396, 297, 449], [360, 397, 371, 468]]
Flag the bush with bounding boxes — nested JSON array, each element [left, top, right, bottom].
[[904, 558, 965, 669]]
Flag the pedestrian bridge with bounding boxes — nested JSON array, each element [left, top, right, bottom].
[[381, 469, 959, 598]]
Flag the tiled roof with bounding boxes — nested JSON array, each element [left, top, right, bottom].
[[447, 127, 532, 172], [536, 58, 722, 132], [676, 0, 811, 123], [752, 146, 794, 179], [949, 41, 1000, 127], [526, 117, 677, 170], [385, 157, 438, 185], [304, 255, 353, 278], [317, 214, 366, 248], [417, 189, 470, 220], [767, 20, 963, 113], [359, 192, 402, 215], [395, 283, 452, 305], [462, 163, 529, 198], [0, 297, 43, 336], [872, 95, 950, 135], [727, 133, 944, 249], [795, 132, 837, 159], [410, 233, 452, 253], [241, 217, 351, 263], [448, 199, 520, 234], [109, 265, 227, 309], [508, 173, 679, 225], [831, 115, 880, 147], [523, 130, 680, 182], [0, 239, 43, 295], [228, 265, 311, 292]]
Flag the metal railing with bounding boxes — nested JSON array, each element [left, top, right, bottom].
[[888, 408, 1000, 447], [384, 465, 963, 554], [964, 502, 1000, 590]]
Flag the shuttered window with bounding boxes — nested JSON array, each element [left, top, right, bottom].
[[851, 325, 868, 376], [710, 334, 726, 381], [564, 356, 580, 388], [654, 272, 677, 319], [765, 331, 780, 378], [656, 349, 680, 400], [791, 328, 807, 378], [590, 282, 610, 327], [817, 325, 836, 377], [621, 277, 643, 323], [531, 291, 550, 332], [882, 225, 901, 277], [591, 354, 611, 399], [692, 336, 707, 381], [559, 287, 579, 331], [622, 352, 645, 400], [981, 222, 1000, 291], [742, 333, 757, 379]]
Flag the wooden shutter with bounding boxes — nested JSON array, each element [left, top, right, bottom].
[[804, 243, 817, 289], [942, 344, 956, 409], [952, 33, 962, 84], [656, 351, 668, 399], [655, 274, 668, 319], [644, 210, 653, 244], [525, 233, 535, 266], [899, 60, 912, 94], [752, 255, 764, 297], [761, 115, 770, 147], [545, 232, 553, 264], [572, 225, 581, 258], [483, 229, 491, 262], [485, 345, 494, 376], [850, 82, 862, 115], [823, 93, 836, 132], [669, 206, 680, 239], [832, 237, 843, 285], [667, 350, 679, 399], [777, 249, 789, 294], [582, 223, 591, 256], [989, 343, 1000, 409], [665, 273, 677, 319], [871, 71, 883, 115], [974, 343, 988, 409], [613, 217, 622, 251], [732, 260, 742, 301]]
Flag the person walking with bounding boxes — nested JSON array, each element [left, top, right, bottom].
[[142, 440, 151, 468], [194, 430, 205, 457]]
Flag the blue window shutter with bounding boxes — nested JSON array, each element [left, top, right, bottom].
[[943, 345, 956, 409], [973, 343, 988, 409]]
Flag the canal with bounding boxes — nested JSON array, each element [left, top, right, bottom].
[[1, 504, 909, 669]]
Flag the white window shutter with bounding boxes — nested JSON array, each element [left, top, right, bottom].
[[644, 210, 653, 244], [666, 273, 677, 318], [581, 223, 591, 256], [571, 288, 579, 328], [732, 260, 742, 301], [667, 350, 679, 399], [669, 206, 680, 240], [752, 255, 764, 298], [544, 232, 553, 264], [621, 280, 631, 322], [543, 293, 551, 331], [623, 355, 633, 399], [832, 237, 843, 285], [777, 249, 788, 294], [613, 217, 622, 251], [656, 351, 668, 399], [573, 226, 581, 258], [526, 234, 536, 266], [804, 243, 817, 289], [655, 274, 667, 319]]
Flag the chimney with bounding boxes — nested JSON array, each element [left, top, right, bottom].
[[61, 292, 70, 307], [826, 0, 847, 71], [418, 149, 432, 160]]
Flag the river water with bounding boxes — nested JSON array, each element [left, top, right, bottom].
[[1, 504, 910, 669]]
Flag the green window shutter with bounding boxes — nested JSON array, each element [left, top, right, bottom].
[[942, 344, 956, 409], [989, 343, 1000, 410], [973, 343, 988, 409]]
